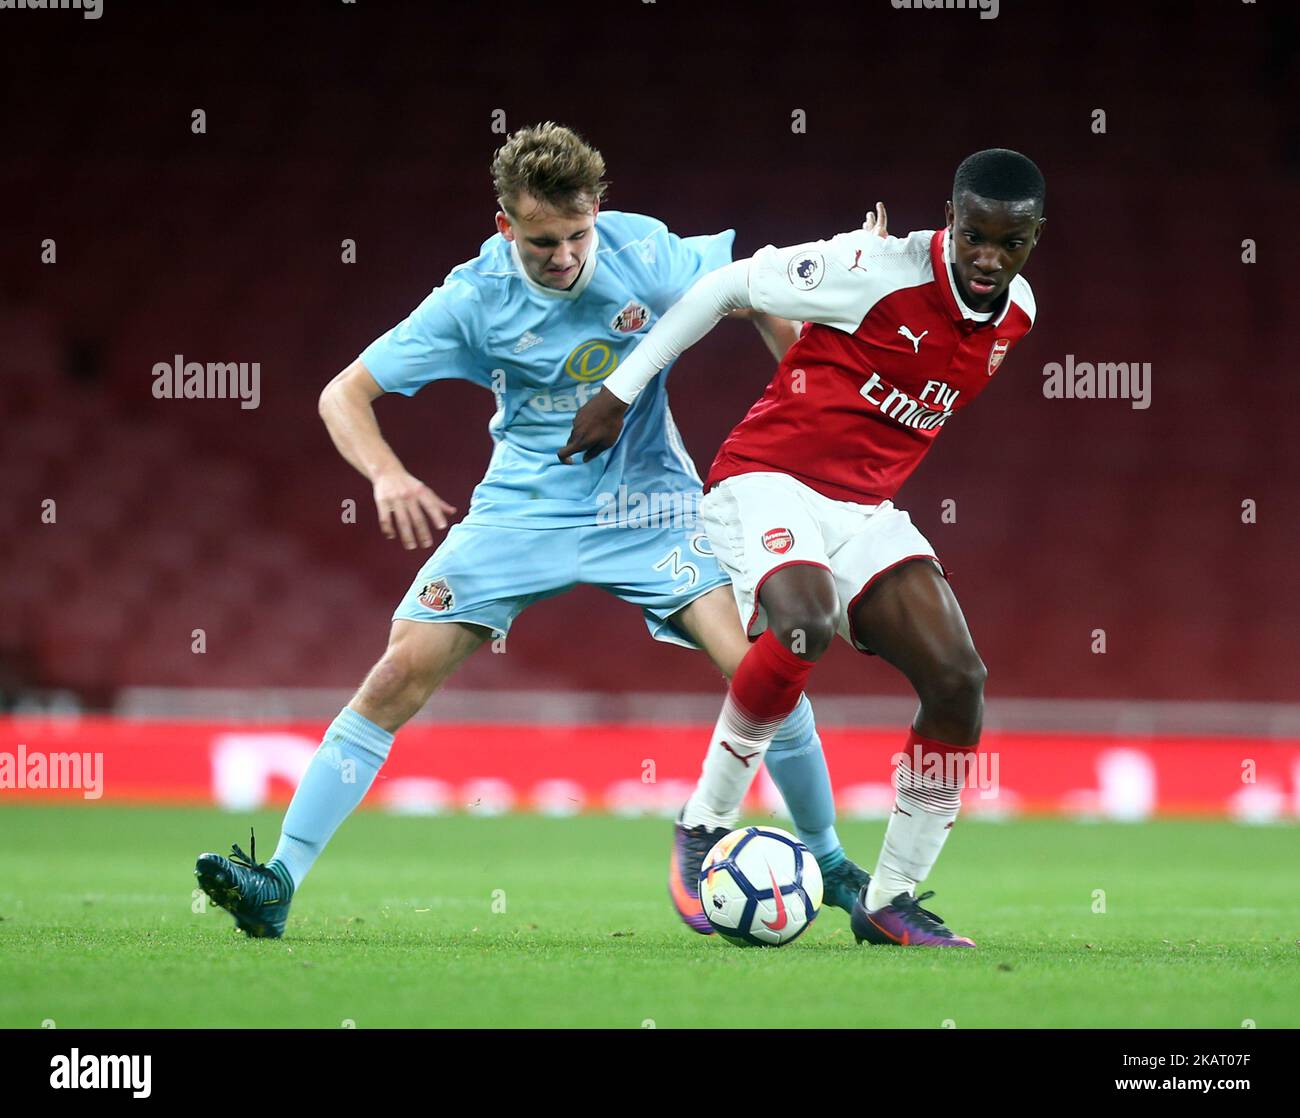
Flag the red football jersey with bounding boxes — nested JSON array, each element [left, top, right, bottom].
[[706, 227, 1037, 503]]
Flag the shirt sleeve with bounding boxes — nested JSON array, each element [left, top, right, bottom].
[[358, 276, 488, 396], [747, 228, 895, 333], [643, 227, 736, 315], [603, 260, 751, 405]]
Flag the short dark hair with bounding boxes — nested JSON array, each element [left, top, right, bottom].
[[953, 149, 1045, 213]]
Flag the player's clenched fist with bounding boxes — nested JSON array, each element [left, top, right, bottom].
[[372, 469, 457, 550], [558, 386, 629, 464]]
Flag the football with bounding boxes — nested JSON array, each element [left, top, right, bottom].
[[698, 826, 823, 946]]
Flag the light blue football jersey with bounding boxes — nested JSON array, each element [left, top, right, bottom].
[[359, 211, 735, 528]]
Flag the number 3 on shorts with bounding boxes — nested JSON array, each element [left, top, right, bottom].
[[653, 546, 700, 593]]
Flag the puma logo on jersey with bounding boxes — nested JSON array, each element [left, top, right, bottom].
[[512, 330, 543, 354], [848, 249, 868, 273], [898, 325, 928, 353]]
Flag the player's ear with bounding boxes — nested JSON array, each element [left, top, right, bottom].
[[1033, 217, 1046, 245], [944, 200, 954, 230], [495, 210, 514, 241]]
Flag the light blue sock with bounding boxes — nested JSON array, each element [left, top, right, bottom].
[[269, 706, 393, 891], [767, 694, 842, 862]]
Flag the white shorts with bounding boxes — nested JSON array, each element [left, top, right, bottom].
[[699, 472, 944, 653]]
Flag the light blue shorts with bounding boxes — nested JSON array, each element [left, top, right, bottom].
[[393, 517, 730, 649]]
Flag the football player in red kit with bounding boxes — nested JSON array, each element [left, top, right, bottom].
[[560, 149, 1046, 947]]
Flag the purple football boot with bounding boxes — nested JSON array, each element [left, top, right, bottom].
[[669, 812, 729, 935], [851, 888, 976, 948]]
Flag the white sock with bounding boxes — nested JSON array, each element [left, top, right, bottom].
[[680, 694, 782, 830], [866, 752, 963, 911]]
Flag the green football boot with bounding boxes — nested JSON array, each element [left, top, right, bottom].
[[819, 854, 872, 916], [195, 829, 294, 939]]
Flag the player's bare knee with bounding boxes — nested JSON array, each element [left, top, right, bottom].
[[921, 657, 987, 725], [360, 650, 430, 711], [759, 565, 838, 661], [770, 611, 837, 661]]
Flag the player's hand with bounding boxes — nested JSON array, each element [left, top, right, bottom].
[[372, 469, 457, 550], [863, 201, 888, 238], [558, 386, 629, 464]]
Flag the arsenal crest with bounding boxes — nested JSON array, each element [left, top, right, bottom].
[[610, 300, 651, 333], [987, 338, 1010, 376], [418, 577, 455, 612], [762, 527, 794, 555]]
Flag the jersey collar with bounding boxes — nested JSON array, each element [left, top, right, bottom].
[[932, 228, 1012, 327], [510, 225, 600, 300]]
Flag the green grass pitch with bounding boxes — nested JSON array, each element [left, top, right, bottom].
[[1, 805, 1297, 1028]]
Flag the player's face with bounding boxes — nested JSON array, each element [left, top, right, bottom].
[[945, 193, 1044, 311], [496, 192, 598, 289]]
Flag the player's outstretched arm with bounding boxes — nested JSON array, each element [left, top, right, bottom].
[[730, 203, 887, 361], [558, 203, 891, 464], [318, 359, 457, 549], [557, 261, 753, 464], [607, 260, 753, 405]]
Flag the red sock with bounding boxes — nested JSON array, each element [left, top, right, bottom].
[[725, 630, 816, 738], [896, 729, 977, 812]]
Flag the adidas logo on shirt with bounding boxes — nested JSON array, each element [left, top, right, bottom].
[[513, 331, 544, 354]]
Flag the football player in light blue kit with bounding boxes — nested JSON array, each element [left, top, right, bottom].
[[194, 123, 873, 938]]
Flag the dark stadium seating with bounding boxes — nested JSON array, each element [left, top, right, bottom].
[[2, 1, 1295, 703]]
